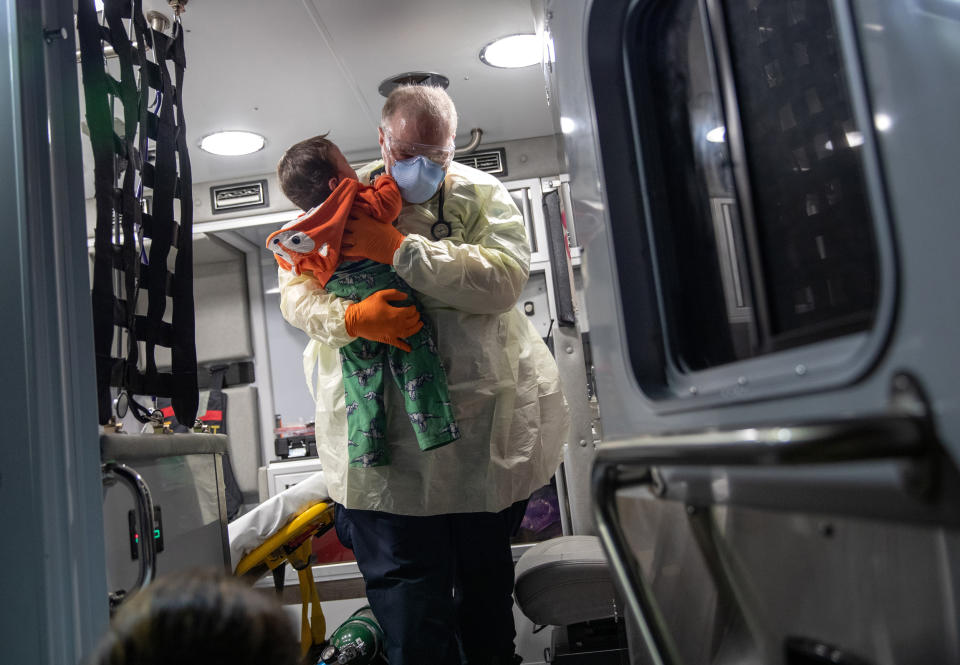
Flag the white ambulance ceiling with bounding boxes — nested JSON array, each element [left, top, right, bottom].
[[79, 0, 554, 196]]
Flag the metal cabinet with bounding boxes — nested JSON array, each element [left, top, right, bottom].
[[101, 434, 232, 605]]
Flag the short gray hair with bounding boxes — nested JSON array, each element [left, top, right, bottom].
[[381, 84, 458, 139]]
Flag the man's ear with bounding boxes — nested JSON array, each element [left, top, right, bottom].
[[328, 176, 339, 193], [378, 128, 390, 173]]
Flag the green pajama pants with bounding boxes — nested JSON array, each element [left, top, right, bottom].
[[326, 260, 459, 468]]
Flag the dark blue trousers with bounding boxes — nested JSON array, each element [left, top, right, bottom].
[[334, 501, 528, 665]]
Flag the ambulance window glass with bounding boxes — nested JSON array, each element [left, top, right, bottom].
[[632, 0, 879, 371]]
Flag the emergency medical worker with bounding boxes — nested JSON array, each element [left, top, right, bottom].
[[278, 84, 568, 665]]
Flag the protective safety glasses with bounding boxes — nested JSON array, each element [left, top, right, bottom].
[[383, 131, 455, 168]]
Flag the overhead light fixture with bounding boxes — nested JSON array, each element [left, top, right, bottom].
[[480, 34, 541, 69], [199, 131, 266, 156], [706, 126, 726, 143], [874, 113, 893, 132]]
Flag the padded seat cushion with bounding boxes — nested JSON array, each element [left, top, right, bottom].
[[514, 535, 619, 626]]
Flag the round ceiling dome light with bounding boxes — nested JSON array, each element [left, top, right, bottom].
[[199, 130, 265, 156], [479, 34, 541, 69]]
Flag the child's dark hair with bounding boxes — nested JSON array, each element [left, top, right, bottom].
[[87, 569, 300, 665], [277, 133, 340, 211]]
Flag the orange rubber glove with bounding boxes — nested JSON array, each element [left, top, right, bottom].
[[344, 289, 423, 352], [342, 211, 406, 265]]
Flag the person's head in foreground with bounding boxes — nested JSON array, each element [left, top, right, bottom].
[[88, 569, 300, 665]]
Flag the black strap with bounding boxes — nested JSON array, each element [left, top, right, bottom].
[[78, 0, 120, 424], [208, 364, 227, 395], [78, 0, 197, 426], [206, 366, 243, 518], [169, 22, 199, 423]]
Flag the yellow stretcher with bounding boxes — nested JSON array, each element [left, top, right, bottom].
[[234, 501, 336, 658]]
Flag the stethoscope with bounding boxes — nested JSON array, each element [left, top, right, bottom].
[[374, 166, 451, 240], [430, 184, 452, 240]]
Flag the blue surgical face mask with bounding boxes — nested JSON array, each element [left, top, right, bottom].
[[390, 155, 445, 204]]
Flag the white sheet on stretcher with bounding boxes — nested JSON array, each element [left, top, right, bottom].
[[227, 471, 330, 572]]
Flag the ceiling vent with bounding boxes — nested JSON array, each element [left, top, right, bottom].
[[454, 148, 508, 177], [210, 179, 269, 215]]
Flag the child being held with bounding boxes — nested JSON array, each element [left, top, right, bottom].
[[268, 134, 459, 468]]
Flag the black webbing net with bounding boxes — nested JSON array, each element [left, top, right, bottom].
[[78, 0, 198, 426]]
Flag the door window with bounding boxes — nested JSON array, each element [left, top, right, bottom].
[[628, 0, 880, 372]]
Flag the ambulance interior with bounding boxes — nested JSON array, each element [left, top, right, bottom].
[[87, 1, 598, 663], [60, 0, 960, 664]]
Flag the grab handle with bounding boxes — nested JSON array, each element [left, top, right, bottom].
[[591, 414, 931, 665], [102, 461, 157, 608]]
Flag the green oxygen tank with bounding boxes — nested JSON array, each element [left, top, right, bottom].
[[318, 606, 386, 665]]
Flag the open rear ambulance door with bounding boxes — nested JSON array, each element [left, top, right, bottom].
[[541, 0, 960, 662]]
